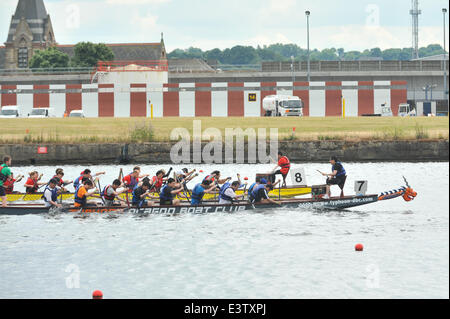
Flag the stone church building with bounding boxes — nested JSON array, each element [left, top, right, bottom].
[[0, 0, 168, 70]]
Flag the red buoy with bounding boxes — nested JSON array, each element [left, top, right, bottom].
[[355, 244, 364, 251], [92, 290, 103, 299], [244, 177, 248, 181]]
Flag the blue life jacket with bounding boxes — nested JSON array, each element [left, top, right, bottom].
[[251, 184, 266, 199], [43, 186, 58, 203], [219, 182, 234, 202], [248, 183, 257, 194], [159, 185, 173, 202], [333, 162, 347, 177], [191, 184, 205, 205], [73, 175, 83, 189]]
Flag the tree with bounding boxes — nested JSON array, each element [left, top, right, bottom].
[[70, 42, 115, 67], [29, 47, 69, 69]]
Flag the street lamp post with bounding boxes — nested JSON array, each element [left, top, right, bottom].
[[291, 55, 295, 90], [443, 8, 448, 114], [305, 10, 311, 83]]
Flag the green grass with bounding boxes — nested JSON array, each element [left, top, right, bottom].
[[0, 117, 448, 144]]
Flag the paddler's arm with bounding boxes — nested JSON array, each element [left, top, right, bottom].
[[94, 172, 106, 177], [204, 185, 217, 194]]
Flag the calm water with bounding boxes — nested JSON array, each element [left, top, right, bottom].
[[0, 162, 448, 299]]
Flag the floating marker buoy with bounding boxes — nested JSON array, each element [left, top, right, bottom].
[[355, 244, 364, 251], [92, 290, 103, 299]]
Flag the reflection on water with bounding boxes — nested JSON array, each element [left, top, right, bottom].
[[0, 162, 448, 299]]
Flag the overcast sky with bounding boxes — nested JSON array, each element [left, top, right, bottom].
[[0, 0, 448, 52]]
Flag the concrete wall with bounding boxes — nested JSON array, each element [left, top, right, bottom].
[[1, 140, 448, 166]]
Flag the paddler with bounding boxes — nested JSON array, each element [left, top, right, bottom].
[[271, 151, 291, 187], [0, 155, 12, 207], [150, 170, 167, 192], [191, 180, 216, 205], [123, 168, 140, 192], [3, 172, 24, 194], [131, 181, 159, 208], [52, 168, 73, 190], [159, 178, 185, 206], [320, 156, 347, 199], [203, 171, 231, 189], [101, 179, 127, 207], [73, 169, 105, 191], [73, 180, 98, 208], [218, 181, 245, 204], [175, 168, 197, 183], [250, 183, 281, 206], [24, 171, 46, 194], [43, 179, 63, 209]]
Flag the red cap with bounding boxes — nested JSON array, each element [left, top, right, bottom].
[[92, 290, 103, 299]]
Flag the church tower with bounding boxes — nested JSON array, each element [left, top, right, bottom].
[[4, 0, 56, 69]]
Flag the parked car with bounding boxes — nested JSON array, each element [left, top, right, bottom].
[[68, 110, 85, 118]]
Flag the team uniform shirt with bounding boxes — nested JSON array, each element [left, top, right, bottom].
[[159, 185, 174, 205], [191, 184, 205, 205], [132, 186, 148, 207], [0, 164, 11, 187], [123, 174, 139, 192]]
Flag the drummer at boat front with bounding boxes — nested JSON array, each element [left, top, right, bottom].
[[271, 151, 291, 187], [43, 179, 63, 209], [321, 156, 347, 199], [0, 155, 13, 208]]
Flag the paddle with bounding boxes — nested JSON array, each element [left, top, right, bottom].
[[97, 180, 105, 206]]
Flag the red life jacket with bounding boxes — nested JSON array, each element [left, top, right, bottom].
[[278, 156, 291, 175], [101, 185, 115, 201], [3, 179, 15, 194], [151, 176, 163, 191], [25, 178, 38, 194]]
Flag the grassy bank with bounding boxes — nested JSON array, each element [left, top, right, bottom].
[[0, 117, 448, 144]]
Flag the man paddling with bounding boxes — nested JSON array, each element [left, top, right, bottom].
[[320, 156, 347, 199], [43, 179, 62, 209], [74, 180, 98, 208], [160, 178, 185, 206], [123, 169, 140, 192], [0, 156, 12, 208], [73, 169, 105, 191], [132, 181, 159, 208], [3, 172, 23, 194], [250, 183, 281, 206], [191, 180, 216, 205], [218, 181, 245, 205], [101, 179, 127, 207]]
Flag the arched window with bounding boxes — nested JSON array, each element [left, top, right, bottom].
[[18, 38, 28, 68]]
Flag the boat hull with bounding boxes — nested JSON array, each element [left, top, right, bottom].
[[0, 195, 379, 216]]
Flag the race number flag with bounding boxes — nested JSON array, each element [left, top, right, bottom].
[[290, 168, 307, 186]]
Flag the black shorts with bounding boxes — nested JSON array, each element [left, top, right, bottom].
[[0, 186, 5, 197], [327, 176, 346, 188]]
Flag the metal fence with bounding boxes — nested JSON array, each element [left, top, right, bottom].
[[262, 60, 449, 72]]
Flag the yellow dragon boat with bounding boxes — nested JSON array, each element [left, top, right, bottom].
[[6, 185, 312, 202]]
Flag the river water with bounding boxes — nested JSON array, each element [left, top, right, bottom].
[[0, 162, 448, 299]]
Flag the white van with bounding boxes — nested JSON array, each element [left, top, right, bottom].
[[28, 107, 56, 118], [0, 106, 21, 118]]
